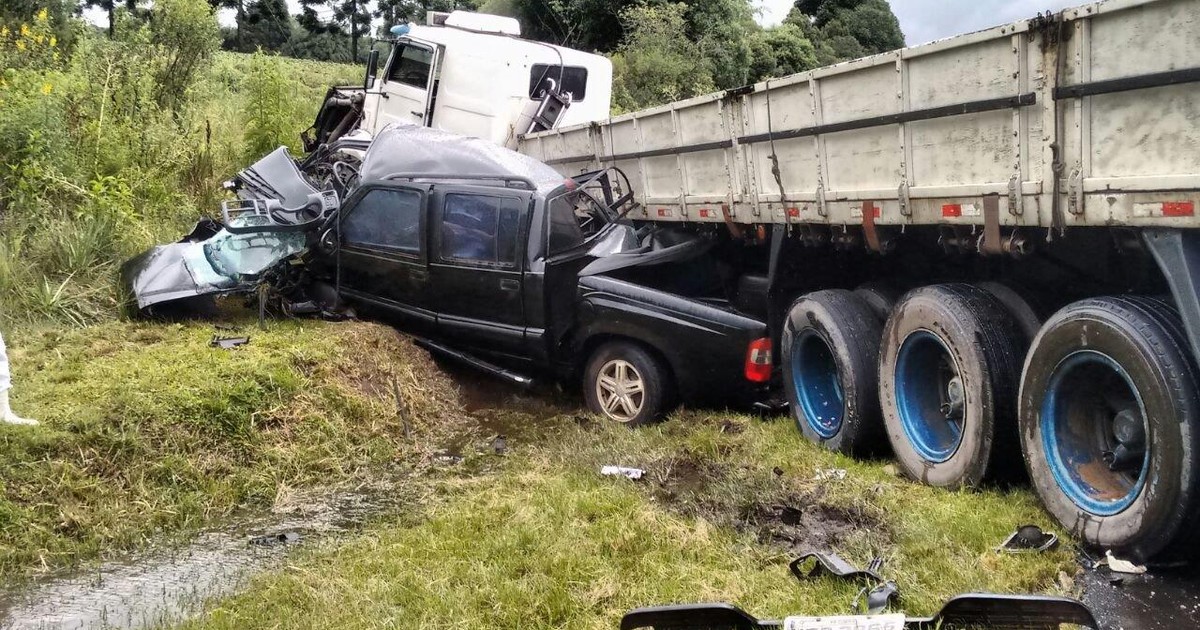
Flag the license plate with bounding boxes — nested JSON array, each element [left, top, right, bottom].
[[782, 613, 905, 630]]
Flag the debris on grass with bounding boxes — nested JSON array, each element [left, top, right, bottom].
[[601, 465, 645, 480]]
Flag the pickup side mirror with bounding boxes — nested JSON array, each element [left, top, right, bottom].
[[363, 49, 379, 91]]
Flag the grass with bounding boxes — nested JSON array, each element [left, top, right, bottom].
[[0, 313, 1077, 624], [0, 314, 464, 577], [177, 406, 1077, 628]]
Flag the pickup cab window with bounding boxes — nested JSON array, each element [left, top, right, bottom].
[[387, 44, 433, 88], [439, 193, 522, 267], [546, 187, 614, 256], [343, 188, 422, 253]]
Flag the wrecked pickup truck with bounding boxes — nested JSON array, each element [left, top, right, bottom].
[[123, 125, 770, 424]]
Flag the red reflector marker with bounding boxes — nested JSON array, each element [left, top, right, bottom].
[[1164, 202, 1195, 217], [745, 337, 773, 383], [942, 204, 962, 218]]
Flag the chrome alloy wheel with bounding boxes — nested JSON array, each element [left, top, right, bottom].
[[596, 359, 645, 422]]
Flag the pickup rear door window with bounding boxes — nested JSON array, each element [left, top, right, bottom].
[[430, 188, 531, 355], [439, 193, 522, 267], [336, 184, 435, 328]]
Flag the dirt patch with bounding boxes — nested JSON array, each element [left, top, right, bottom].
[[645, 450, 886, 557], [745, 498, 875, 554]]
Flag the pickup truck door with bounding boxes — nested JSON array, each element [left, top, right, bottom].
[[374, 38, 440, 129], [334, 183, 435, 330], [429, 186, 531, 356]]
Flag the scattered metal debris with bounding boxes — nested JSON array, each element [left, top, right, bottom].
[[210, 335, 250, 349], [248, 531, 302, 547], [601, 466, 645, 481], [790, 552, 899, 614], [1103, 550, 1148, 575], [998, 524, 1059, 553], [814, 468, 848, 481]]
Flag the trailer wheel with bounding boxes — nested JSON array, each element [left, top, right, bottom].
[[977, 281, 1043, 343], [782, 290, 884, 454], [853, 282, 902, 323], [1019, 296, 1200, 561], [583, 341, 674, 427], [879, 284, 1024, 487]]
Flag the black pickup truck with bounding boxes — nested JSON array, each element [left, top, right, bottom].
[[123, 126, 770, 425]]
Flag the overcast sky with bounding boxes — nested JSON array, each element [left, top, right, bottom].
[[754, 0, 1080, 45]]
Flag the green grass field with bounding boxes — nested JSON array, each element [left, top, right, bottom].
[[0, 314, 1077, 625]]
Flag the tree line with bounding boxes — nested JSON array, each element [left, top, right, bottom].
[[2, 0, 904, 111]]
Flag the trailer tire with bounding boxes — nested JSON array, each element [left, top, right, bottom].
[[782, 290, 885, 455], [854, 282, 902, 323], [977, 281, 1043, 344], [879, 284, 1024, 487], [584, 341, 674, 427], [1019, 296, 1200, 562]]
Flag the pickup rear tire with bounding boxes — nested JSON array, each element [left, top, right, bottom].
[[781, 290, 884, 455], [584, 341, 674, 427], [879, 284, 1024, 488], [1019, 296, 1200, 562]]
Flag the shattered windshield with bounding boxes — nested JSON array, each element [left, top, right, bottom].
[[202, 218, 307, 280]]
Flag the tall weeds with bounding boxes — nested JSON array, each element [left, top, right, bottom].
[[0, 5, 360, 329]]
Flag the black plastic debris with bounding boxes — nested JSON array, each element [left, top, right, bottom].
[[999, 525, 1059, 553], [790, 552, 900, 614], [210, 335, 250, 349], [248, 531, 301, 547]]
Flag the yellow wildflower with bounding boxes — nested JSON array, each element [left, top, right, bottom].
[[36, 8, 48, 21], [19, 24, 29, 37], [15, 39, 25, 51], [1, 26, 9, 38], [41, 83, 52, 95], [49, 36, 56, 47]]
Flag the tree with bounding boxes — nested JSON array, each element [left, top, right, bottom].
[[682, 0, 757, 89], [80, 0, 144, 37], [208, 0, 244, 48], [748, 21, 818, 83], [790, 0, 903, 58], [494, 0, 634, 52], [375, 0, 477, 30], [243, 0, 291, 51], [609, 3, 715, 113], [151, 0, 220, 110], [298, 0, 372, 61]]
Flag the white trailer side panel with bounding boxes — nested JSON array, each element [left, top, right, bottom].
[[520, 0, 1200, 228]]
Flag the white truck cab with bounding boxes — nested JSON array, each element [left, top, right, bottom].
[[349, 11, 612, 149]]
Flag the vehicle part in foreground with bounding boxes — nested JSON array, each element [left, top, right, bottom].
[[879, 284, 1025, 488], [781, 290, 885, 455], [1019, 296, 1200, 562], [619, 594, 1099, 630]]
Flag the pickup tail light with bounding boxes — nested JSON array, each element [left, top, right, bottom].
[[745, 337, 773, 383]]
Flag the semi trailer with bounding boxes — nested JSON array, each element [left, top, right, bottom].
[[517, 0, 1200, 564], [304, 2, 1200, 563]]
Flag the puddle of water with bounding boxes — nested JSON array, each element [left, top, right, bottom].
[[0, 478, 411, 630], [1080, 563, 1200, 630]]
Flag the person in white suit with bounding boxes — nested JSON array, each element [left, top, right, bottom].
[[0, 331, 36, 426]]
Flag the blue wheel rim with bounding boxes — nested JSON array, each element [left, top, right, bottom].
[[1040, 351, 1149, 516], [790, 330, 844, 439], [895, 330, 964, 463]]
